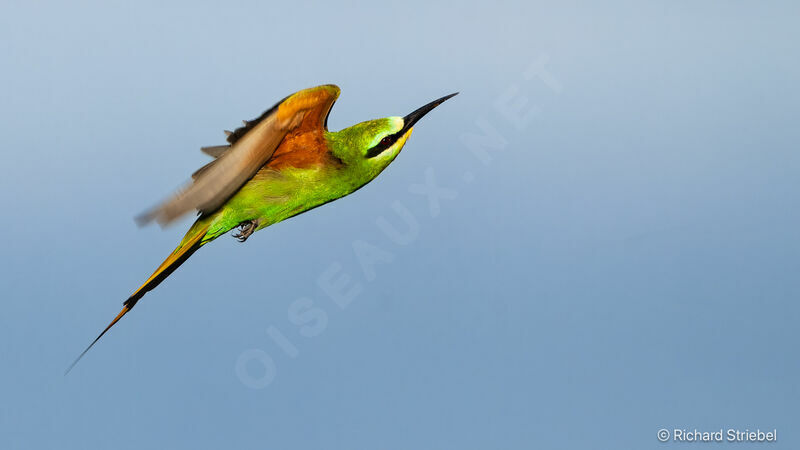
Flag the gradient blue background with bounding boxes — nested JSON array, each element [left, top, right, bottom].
[[1, 1, 798, 449]]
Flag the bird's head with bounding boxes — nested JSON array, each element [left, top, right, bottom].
[[329, 93, 458, 178]]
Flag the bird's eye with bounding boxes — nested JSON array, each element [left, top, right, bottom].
[[366, 135, 397, 158]]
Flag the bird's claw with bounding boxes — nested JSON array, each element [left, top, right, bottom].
[[233, 220, 258, 242]]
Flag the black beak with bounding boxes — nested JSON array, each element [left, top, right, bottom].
[[402, 92, 458, 132], [366, 92, 458, 158]]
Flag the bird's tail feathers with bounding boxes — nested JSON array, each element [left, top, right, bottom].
[[66, 222, 211, 374]]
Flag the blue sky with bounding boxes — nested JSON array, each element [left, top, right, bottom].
[[1, 1, 798, 449]]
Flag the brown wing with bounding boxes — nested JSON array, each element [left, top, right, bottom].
[[137, 84, 340, 226], [200, 145, 230, 158]]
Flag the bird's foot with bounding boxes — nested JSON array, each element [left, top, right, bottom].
[[233, 219, 259, 242]]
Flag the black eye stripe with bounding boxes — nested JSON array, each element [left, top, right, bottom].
[[366, 132, 401, 158]]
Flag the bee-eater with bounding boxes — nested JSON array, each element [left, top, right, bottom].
[[67, 84, 457, 372]]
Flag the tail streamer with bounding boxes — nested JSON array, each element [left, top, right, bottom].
[[65, 224, 210, 374]]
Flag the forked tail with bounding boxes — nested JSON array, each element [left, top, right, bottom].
[[66, 223, 211, 374]]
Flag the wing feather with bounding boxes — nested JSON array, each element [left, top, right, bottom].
[[200, 145, 230, 158], [137, 84, 340, 226]]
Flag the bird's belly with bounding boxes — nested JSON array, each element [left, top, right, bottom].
[[219, 170, 354, 233]]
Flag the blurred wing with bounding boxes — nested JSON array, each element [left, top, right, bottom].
[[200, 145, 230, 158], [137, 84, 340, 226]]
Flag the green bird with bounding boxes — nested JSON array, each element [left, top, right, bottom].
[[67, 84, 456, 372]]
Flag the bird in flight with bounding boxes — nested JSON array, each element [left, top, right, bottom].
[[67, 84, 457, 372]]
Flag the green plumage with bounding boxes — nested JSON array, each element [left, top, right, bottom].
[[67, 86, 455, 373], [191, 116, 408, 246]]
